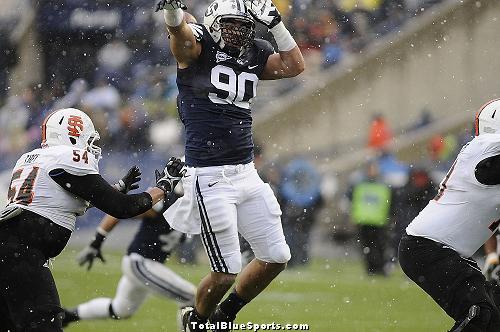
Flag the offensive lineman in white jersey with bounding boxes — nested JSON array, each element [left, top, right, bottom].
[[399, 99, 500, 332], [0, 108, 185, 331]]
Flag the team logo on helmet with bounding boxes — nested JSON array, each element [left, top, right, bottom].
[[67, 115, 84, 138]]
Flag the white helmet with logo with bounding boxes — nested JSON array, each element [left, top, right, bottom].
[[475, 99, 500, 136], [41, 108, 101, 157], [203, 0, 255, 57]]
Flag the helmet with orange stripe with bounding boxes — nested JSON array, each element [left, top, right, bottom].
[[41, 108, 101, 158], [475, 99, 500, 136]]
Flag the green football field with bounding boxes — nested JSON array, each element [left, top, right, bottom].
[[55, 248, 453, 332]]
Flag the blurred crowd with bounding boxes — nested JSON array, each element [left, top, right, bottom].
[[0, 0, 447, 165]]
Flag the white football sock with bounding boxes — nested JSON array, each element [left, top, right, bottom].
[[77, 297, 112, 320]]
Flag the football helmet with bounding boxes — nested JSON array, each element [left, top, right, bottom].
[[41, 108, 101, 158], [204, 0, 255, 58], [475, 99, 500, 136]]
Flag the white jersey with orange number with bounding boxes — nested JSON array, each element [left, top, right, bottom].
[[5, 145, 99, 231], [406, 134, 500, 257]]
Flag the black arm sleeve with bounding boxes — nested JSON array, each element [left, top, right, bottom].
[[49, 169, 153, 219], [475, 154, 500, 185]]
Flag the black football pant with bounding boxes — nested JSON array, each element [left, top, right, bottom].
[[399, 233, 500, 331], [358, 225, 387, 275], [0, 210, 70, 332]]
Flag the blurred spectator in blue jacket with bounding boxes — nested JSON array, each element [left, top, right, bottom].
[[279, 158, 323, 267]]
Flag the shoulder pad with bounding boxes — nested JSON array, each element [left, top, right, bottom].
[[254, 38, 276, 54]]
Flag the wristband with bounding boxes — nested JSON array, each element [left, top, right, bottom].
[[113, 179, 126, 192], [163, 8, 184, 27], [270, 22, 297, 52]]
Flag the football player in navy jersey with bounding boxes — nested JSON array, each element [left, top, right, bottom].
[[61, 190, 196, 330], [155, 0, 304, 330]]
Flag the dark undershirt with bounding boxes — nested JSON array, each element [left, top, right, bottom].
[[49, 169, 153, 219], [475, 154, 500, 185]]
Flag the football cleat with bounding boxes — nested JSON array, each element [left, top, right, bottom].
[[209, 305, 235, 332], [181, 306, 207, 332], [61, 307, 80, 327]]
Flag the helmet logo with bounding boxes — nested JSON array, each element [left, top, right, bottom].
[[206, 2, 218, 16], [67, 115, 84, 137]]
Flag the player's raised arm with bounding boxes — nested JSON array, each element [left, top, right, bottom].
[[246, 0, 305, 80], [156, 0, 201, 68]]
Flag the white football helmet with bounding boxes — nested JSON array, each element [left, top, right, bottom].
[[475, 99, 500, 136], [203, 0, 255, 57], [41, 108, 101, 158]]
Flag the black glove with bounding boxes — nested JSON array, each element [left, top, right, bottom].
[[246, 0, 281, 29], [76, 231, 106, 270], [114, 166, 141, 194], [155, 0, 187, 12], [155, 157, 186, 194]]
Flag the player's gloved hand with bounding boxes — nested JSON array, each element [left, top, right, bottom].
[[113, 166, 141, 194], [155, 0, 187, 12], [76, 229, 107, 270], [484, 253, 500, 282], [245, 0, 281, 29], [155, 157, 187, 194]]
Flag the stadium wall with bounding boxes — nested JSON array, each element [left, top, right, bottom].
[[254, 0, 500, 160]]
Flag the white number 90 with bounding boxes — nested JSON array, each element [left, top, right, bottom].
[[209, 65, 258, 109]]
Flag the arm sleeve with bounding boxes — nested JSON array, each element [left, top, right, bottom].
[[49, 169, 153, 219], [475, 154, 500, 185]]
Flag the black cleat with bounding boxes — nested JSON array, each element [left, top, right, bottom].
[[62, 307, 80, 327], [181, 306, 207, 332], [209, 305, 235, 332]]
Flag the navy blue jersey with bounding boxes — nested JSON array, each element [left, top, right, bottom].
[[177, 23, 274, 167], [127, 193, 183, 263]]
